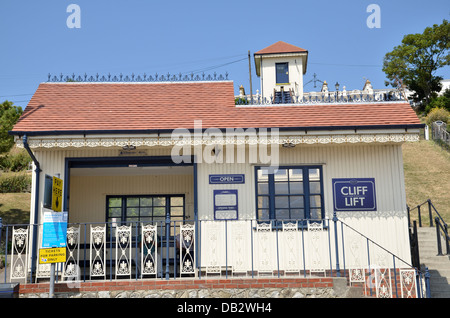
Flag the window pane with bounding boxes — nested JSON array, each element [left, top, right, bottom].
[[108, 207, 122, 217], [171, 197, 183, 206], [274, 169, 288, 181], [309, 181, 321, 194], [127, 197, 139, 207], [309, 168, 320, 181], [153, 207, 165, 216], [109, 197, 122, 208], [127, 207, 139, 217], [276, 63, 289, 84], [275, 209, 289, 220], [153, 217, 165, 224], [140, 197, 152, 206], [291, 209, 305, 219], [170, 206, 183, 216], [140, 207, 152, 217], [290, 169, 303, 181], [290, 196, 304, 208], [290, 182, 303, 194], [275, 196, 289, 209], [258, 196, 270, 209], [140, 217, 153, 224], [274, 182, 289, 194], [153, 197, 166, 206], [310, 208, 322, 220], [310, 195, 322, 208], [258, 209, 270, 220], [258, 182, 269, 195], [257, 168, 269, 181]]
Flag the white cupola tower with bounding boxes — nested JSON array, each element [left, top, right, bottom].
[[254, 41, 308, 102]]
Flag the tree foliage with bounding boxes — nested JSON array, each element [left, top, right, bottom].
[[0, 100, 23, 154], [383, 19, 450, 108]]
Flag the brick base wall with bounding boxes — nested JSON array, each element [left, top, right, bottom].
[[18, 277, 343, 298]]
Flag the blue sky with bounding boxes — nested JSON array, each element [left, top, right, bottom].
[[1, 0, 449, 108]]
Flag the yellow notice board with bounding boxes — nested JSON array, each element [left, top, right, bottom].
[[39, 248, 66, 264], [52, 177, 63, 212]]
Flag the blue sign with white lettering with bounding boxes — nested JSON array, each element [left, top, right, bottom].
[[209, 174, 245, 184], [332, 178, 376, 211], [42, 211, 68, 248]]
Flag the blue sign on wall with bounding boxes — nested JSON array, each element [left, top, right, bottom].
[[332, 178, 377, 211], [209, 174, 245, 184], [42, 211, 68, 248], [213, 189, 238, 220]]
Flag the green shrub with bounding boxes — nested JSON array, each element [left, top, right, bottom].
[[425, 107, 450, 126], [235, 97, 248, 105], [0, 173, 31, 193], [0, 149, 31, 172]]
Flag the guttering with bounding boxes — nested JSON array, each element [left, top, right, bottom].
[[8, 123, 425, 137], [22, 135, 41, 281]]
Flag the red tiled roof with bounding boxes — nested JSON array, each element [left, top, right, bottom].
[[11, 82, 422, 135], [254, 41, 307, 55]]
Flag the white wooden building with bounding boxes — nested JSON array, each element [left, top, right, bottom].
[[8, 42, 424, 296]]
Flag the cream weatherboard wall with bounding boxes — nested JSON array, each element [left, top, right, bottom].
[[27, 142, 411, 264], [197, 143, 410, 262], [69, 174, 194, 224]]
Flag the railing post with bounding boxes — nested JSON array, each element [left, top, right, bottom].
[[407, 205, 411, 227], [445, 224, 450, 255], [333, 211, 341, 277], [428, 200, 433, 227], [417, 205, 422, 227], [435, 217, 443, 256], [425, 267, 431, 298], [165, 214, 170, 280]]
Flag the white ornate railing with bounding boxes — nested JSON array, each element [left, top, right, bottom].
[[235, 88, 406, 106], [0, 218, 429, 298]]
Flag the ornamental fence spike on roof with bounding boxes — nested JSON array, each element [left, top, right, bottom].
[[47, 72, 229, 83]]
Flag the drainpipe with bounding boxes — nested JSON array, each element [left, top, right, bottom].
[[22, 135, 41, 282]]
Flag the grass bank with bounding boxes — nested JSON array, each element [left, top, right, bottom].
[[403, 140, 450, 225]]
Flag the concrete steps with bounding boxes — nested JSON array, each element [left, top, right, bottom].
[[417, 227, 450, 298]]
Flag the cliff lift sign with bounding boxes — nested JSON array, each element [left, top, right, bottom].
[[332, 178, 377, 211]]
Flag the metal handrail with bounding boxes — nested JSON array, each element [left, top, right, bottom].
[[434, 217, 450, 256], [407, 199, 445, 228]]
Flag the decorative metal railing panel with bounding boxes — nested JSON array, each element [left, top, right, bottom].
[[229, 221, 251, 275], [308, 221, 327, 276], [90, 225, 106, 279], [202, 221, 222, 276], [115, 225, 132, 278], [10, 227, 29, 280], [63, 226, 80, 281], [141, 224, 157, 277], [282, 221, 302, 274], [254, 222, 274, 275], [0, 218, 430, 298], [400, 269, 418, 298], [180, 223, 195, 276]]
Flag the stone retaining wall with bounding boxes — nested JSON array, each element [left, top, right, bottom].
[[18, 277, 360, 298]]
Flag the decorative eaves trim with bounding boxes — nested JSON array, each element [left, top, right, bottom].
[[15, 133, 420, 149]]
